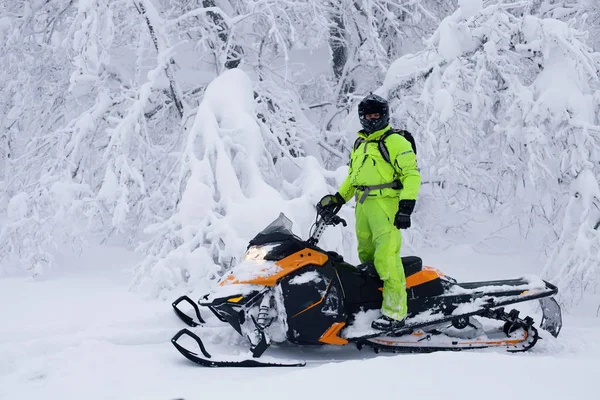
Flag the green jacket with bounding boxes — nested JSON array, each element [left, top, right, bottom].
[[338, 125, 421, 202]]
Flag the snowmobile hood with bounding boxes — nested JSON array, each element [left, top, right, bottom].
[[216, 213, 330, 287], [219, 248, 329, 287]]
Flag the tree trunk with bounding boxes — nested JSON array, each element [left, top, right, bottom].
[[136, 0, 185, 118], [328, 4, 347, 82], [202, 0, 243, 69]]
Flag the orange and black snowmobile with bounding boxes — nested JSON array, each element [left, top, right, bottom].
[[171, 213, 562, 367]]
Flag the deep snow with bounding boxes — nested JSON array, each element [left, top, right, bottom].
[[1, 241, 599, 400]]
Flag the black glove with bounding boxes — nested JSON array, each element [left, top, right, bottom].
[[394, 199, 416, 229], [317, 192, 345, 217]]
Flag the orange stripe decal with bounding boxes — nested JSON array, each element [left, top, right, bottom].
[[369, 330, 528, 347], [319, 322, 348, 345], [221, 249, 329, 286]]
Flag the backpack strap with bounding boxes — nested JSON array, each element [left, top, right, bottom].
[[353, 137, 366, 152], [378, 129, 417, 164], [398, 129, 417, 156], [378, 131, 394, 164], [353, 129, 417, 163]]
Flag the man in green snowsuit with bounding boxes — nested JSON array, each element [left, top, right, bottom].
[[318, 94, 421, 331]]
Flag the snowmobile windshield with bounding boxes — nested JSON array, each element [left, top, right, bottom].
[[247, 213, 303, 250], [258, 213, 295, 236]]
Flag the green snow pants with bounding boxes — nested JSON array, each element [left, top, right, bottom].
[[355, 196, 407, 320]]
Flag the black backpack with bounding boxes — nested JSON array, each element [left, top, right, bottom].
[[352, 129, 417, 164]]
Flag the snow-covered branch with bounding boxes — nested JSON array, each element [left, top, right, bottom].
[[134, 0, 185, 117]]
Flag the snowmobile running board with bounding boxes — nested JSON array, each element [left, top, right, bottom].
[[345, 282, 561, 342], [171, 329, 306, 368], [359, 307, 540, 353], [360, 326, 539, 353]]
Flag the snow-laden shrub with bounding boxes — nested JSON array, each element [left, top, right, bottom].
[[0, 0, 172, 273], [543, 170, 600, 311], [534, 0, 600, 51], [131, 68, 355, 298]]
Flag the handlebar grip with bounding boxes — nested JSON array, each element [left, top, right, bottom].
[[331, 215, 347, 227]]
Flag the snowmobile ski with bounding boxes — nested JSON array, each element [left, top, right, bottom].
[[172, 295, 205, 327], [171, 329, 305, 368]]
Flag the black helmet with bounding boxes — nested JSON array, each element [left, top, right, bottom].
[[358, 94, 390, 133]]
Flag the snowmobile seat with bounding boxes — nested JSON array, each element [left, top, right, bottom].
[[356, 257, 422, 278], [401, 256, 423, 276]]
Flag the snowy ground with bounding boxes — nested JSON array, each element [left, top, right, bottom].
[[1, 242, 600, 400]]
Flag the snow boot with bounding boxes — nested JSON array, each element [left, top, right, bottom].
[[371, 315, 406, 331]]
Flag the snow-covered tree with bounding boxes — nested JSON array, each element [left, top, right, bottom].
[[320, 0, 458, 156], [0, 1, 90, 274], [544, 170, 600, 310], [533, 0, 600, 50], [0, 0, 353, 285], [131, 67, 361, 298], [326, 0, 458, 98], [0, 0, 183, 274], [369, 0, 600, 303]]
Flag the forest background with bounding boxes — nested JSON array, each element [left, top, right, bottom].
[[1, 0, 600, 315]]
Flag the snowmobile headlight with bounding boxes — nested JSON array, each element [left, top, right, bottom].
[[243, 243, 281, 262], [244, 245, 269, 262]]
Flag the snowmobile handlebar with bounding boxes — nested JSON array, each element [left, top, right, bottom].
[[330, 215, 347, 227], [308, 213, 346, 245]]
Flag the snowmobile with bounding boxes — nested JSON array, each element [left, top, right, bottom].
[[171, 212, 562, 367]]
